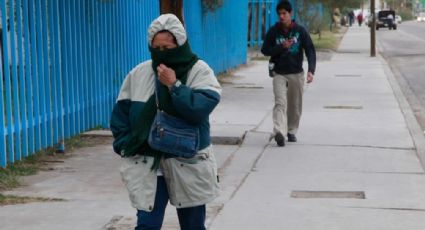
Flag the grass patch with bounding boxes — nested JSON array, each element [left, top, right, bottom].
[[0, 135, 89, 191], [217, 70, 238, 85], [311, 31, 339, 51], [64, 135, 90, 152], [250, 56, 269, 61], [0, 155, 40, 191], [0, 193, 65, 206]]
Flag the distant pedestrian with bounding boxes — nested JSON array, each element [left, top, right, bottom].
[[348, 11, 355, 27], [110, 14, 221, 230], [357, 13, 363, 26], [261, 0, 316, 147], [387, 12, 395, 28]]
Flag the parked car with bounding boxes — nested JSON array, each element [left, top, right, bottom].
[[417, 12, 425, 22], [395, 15, 402, 24], [376, 10, 397, 30]]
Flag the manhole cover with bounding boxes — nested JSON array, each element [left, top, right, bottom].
[[337, 50, 362, 54], [324, 105, 363, 110], [233, 86, 264, 89], [335, 74, 362, 77], [291, 191, 366, 199]]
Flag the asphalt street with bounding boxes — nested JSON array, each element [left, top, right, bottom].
[[377, 21, 425, 130]]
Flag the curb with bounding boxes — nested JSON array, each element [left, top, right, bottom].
[[379, 54, 425, 170]]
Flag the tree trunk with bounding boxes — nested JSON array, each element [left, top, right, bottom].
[[160, 0, 184, 25]]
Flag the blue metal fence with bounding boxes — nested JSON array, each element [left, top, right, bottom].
[[184, 0, 248, 73], [0, 0, 159, 167], [248, 0, 275, 47], [0, 0, 250, 167], [248, 0, 299, 47]]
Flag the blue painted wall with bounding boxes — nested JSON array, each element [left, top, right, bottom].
[[185, 0, 248, 73]]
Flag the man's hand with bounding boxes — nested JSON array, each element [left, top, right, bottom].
[[157, 64, 177, 88], [307, 72, 314, 83], [283, 39, 294, 49]]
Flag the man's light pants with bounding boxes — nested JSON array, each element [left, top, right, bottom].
[[272, 72, 305, 137]]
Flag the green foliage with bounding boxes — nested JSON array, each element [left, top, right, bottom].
[[316, 0, 364, 11], [311, 31, 338, 51], [398, 8, 414, 21], [297, 0, 363, 33], [384, 0, 415, 21], [295, 1, 327, 34]]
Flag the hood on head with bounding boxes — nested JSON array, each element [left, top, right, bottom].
[[148, 14, 187, 47]]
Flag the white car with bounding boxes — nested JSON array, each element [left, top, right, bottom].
[[417, 12, 425, 22], [395, 15, 402, 24]]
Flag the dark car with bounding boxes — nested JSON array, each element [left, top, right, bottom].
[[376, 10, 397, 30]]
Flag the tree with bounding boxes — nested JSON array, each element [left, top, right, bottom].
[[294, 0, 326, 35], [306, 0, 363, 31], [318, 0, 364, 11], [160, 0, 184, 24]]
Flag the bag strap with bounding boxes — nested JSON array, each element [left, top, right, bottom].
[[154, 74, 160, 111], [153, 73, 188, 111]]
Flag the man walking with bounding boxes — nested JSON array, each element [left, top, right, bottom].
[[261, 0, 316, 147]]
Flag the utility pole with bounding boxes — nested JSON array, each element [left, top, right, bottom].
[[371, 0, 376, 57]]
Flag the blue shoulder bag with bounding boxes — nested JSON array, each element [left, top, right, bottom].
[[148, 78, 200, 158]]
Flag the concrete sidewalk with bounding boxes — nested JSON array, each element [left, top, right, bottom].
[[1, 25, 425, 230], [210, 26, 425, 229]]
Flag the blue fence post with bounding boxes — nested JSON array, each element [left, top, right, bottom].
[[0, 1, 6, 167], [35, 0, 48, 149], [79, 0, 87, 132], [42, 0, 53, 147], [59, 0, 71, 140], [87, 0, 95, 129], [75, 0, 83, 134], [101, 2, 108, 128], [70, 0, 79, 136], [2, 0, 15, 163], [8, 0, 22, 161], [249, 1, 256, 47], [291, 0, 298, 21], [93, 0, 101, 131], [55, 0, 64, 152], [271, 0, 277, 25], [16, 0, 28, 159], [105, 3, 111, 128], [28, 0, 41, 154], [112, 1, 119, 106], [49, 0, 64, 153], [22, 0, 34, 157]]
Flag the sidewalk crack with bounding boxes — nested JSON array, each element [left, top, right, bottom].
[[299, 143, 415, 151]]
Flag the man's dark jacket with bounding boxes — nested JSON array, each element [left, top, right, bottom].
[[261, 22, 316, 75]]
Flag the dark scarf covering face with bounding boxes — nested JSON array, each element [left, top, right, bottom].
[[122, 40, 198, 170]]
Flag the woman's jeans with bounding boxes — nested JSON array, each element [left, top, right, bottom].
[[135, 176, 206, 230]]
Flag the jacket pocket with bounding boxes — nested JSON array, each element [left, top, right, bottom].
[[162, 146, 219, 208], [120, 155, 157, 211]]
